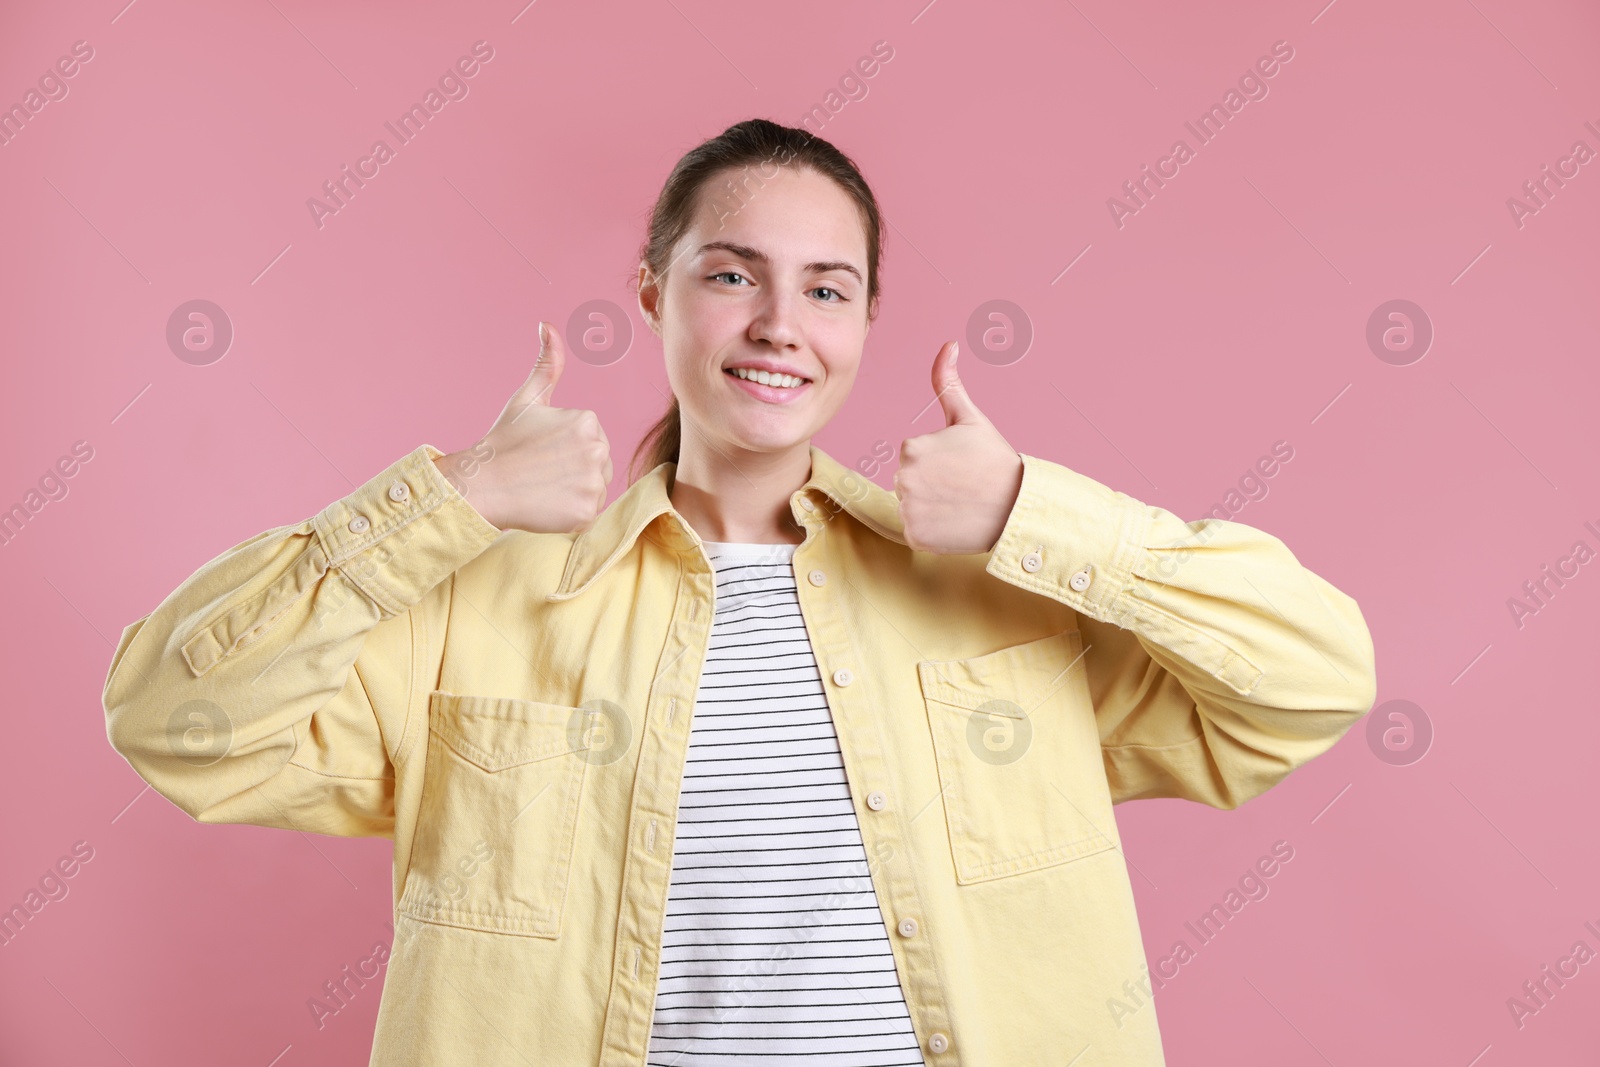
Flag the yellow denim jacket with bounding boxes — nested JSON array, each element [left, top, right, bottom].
[[102, 441, 1376, 1066]]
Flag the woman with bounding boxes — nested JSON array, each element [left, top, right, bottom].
[[104, 119, 1377, 1067]]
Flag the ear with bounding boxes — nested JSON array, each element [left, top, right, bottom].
[[637, 263, 663, 337]]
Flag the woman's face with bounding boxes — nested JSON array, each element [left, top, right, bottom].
[[639, 164, 873, 458]]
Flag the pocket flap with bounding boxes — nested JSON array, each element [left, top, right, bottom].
[[428, 691, 580, 772], [917, 628, 1085, 716]]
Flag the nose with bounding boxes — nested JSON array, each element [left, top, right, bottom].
[[748, 285, 802, 350]]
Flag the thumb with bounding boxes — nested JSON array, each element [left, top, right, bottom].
[[520, 320, 566, 408], [932, 340, 984, 426]]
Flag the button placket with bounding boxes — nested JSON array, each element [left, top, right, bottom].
[[602, 557, 717, 1061], [794, 541, 956, 1063]]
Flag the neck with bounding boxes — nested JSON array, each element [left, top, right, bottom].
[[669, 427, 811, 545]]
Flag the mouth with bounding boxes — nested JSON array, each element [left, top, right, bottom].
[[723, 366, 813, 404]]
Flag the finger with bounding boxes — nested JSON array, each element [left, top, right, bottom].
[[520, 320, 566, 407], [602, 454, 614, 484], [931, 340, 985, 427]]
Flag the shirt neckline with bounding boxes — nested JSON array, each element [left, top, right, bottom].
[[702, 540, 799, 561]]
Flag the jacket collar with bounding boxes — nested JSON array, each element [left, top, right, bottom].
[[546, 444, 906, 601]]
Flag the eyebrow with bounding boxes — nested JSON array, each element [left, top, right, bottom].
[[695, 240, 863, 285]]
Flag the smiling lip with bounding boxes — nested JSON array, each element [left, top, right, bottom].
[[724, 368, 812, 405]]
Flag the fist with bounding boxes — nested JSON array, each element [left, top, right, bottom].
[[893, 341, 1024, 555], [435, 320, 613, 534]]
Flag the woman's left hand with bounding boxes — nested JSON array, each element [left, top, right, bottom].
[[894, 341, 1025, 555]]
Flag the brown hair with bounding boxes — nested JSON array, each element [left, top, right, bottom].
[[627, 118, 885, 484]]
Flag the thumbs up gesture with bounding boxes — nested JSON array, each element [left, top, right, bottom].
[[893, 341, 1024, 555], [435, 321, 613, 534]]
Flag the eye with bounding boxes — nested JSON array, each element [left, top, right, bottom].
[[710, 271, 750, 286], [811, 287, 845, 303]]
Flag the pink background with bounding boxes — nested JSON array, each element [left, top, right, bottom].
[[2, 0, 1597, 1063]]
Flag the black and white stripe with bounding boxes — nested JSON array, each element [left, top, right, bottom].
[[646, 541, 926, 1066]]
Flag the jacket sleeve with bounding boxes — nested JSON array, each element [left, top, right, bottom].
[[985, 452, 1377, 809], [102, 443, 502, 837]]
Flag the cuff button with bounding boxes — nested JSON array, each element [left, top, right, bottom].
[[388, 480, 411, 503], [348, 514, 371, 534], [1069, 566, 1092, 592], [1021, 552, 1043, 573]]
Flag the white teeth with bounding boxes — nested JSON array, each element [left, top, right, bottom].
[[729, 367, 806, 388]]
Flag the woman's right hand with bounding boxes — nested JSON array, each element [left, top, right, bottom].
[[433, 320, 613, 534]]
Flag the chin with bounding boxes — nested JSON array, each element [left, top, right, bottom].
[[723, 421, 814, 455]]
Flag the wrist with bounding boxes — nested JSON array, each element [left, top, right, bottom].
[[433, 451, 504, 530]]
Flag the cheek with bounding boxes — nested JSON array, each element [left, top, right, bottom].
[[663, 291, 742, 369], [815, 329, 866, 388]]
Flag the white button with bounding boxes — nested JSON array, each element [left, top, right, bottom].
[[809, 569, 827, 586], [798, 496, 816, 512], [1069, 566, 1092, 592], [348, 514, 370, 533], [897, 917, 918, 937], [866, 790, 886, 811], [832, 668, 854, 687], [1021, 552, 1042, 573], [928, 1031, 950, 1054], [388, 480, 410, 503]]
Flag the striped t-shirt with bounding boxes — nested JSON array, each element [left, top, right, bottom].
[[646, 540, 928, 1066]]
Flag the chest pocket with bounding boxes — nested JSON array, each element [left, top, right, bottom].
[[917, 628, 1118, 885], [399, 691, 589, 938]]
